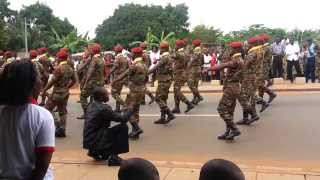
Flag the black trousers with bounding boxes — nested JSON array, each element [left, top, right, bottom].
[[273, 55, 283, 78], [305, 57, 316, 83], [92, 123, 129, 155], [287, 60, 302, 82]]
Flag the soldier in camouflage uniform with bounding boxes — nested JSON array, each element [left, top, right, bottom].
[[110, 44, 129, 112], [42, 49, 76, 137], [149, 42, 176, 124], [112, 47, 147, 140], [258, 34, 277, 103], [80, 43, 105, 118], [237, 37, 263, 125], [187, 39, 204, 105], [171, 39, 194, 114], [206, 42, 245, 140], [140, 42, 155, 105]]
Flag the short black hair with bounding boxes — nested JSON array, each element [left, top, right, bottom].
[[199, 159, 245, 180], [118, 158, 159, 180], [92, 86, 107, 101], [0, 59, 38, 106]]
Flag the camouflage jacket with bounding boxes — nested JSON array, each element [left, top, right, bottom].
[[31, 58, 48, 81], [87, 54, 105, 86], [190, 46, 204, 67], [172, 48, 188, 80], [113, 53, 129, 76], [51, 61, 75, 94], [224, 53, 244, 84], [127, 57, 148, 90], [156, 51, 173, 81], [243, 45, 264, 78], [142, 50, 151, 67]]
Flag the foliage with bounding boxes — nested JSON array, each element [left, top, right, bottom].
[[189, 25, 222, 45], [95, 3, 189, 49], [49, 29, 91, 53]]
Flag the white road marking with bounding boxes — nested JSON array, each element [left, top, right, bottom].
[[140, 114, 219, 117]]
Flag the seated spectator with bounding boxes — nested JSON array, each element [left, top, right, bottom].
[[0, 60, 55, 180], [83, 87, 133, 166], [118, 158, 160, 180], [199, 159, 245, 180]]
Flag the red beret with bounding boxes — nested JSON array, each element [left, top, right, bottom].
[[29, 50, 38, 59], [114, 44, 123, 52], [159, 42, 169, 49], [139, 42, 148, 49], [4, 51, 12, 58], [192, 39, 202, 46], [131, 47, 143, 55], [229, 42, 243, 48], [0, 50, 3, 56], [60, 47, 70, 54], [56, 50, 68, 60], [175, 39, 185, 47], [88, 43, 101, 55], [259, 33, 270, 41], [37, 47, 48, 55], [247, 37, 259, 44]]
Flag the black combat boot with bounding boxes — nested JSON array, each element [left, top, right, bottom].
[[154, 110, 167, 124], [198, 95, 204, 102], [148, 93, 155, 105], [129, 122, 143, 140], [246, 111, 260, 125], [184, 101, 194, 113], [268, 93, 277, 103], [236, 111, 250, 125], [226, 127, 241, 140], [166, 109, 176, 122], [55, 127, 66, 138], [260, 101, 270, 112], [171, 102, 181, 114], [217, 128, 231, 140]]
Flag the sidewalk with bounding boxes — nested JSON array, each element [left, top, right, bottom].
[[51, 160, 320, 180], [70, 78, 320, 95]]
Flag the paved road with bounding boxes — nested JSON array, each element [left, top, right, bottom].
[[54, 92, 320, 170]]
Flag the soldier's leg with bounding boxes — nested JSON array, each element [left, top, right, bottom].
[[177, 80, 194, 113], [39, 78, 49, 106], [55, 99, 68, 138], [154, 81, 175, 124], [145, 89, 155, 105], [111, 81, 126, 112], [172, 81, 181, 113], [79, 88, 90, 119], [126, 92, 143, 140], [217, 87, 240, 140]]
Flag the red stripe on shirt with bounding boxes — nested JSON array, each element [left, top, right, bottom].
[[35, 147, 55, 153], [28, 96, 38, 105]]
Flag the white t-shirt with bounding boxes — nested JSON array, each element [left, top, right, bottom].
[[285, 43, 300, 61], [149, 51, 160, 69], [0, 104, 55, 180], [203, 54, 212, 68]]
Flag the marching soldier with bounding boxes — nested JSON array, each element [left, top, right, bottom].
[[140, 42, 155, 105], [79, 43, 105, 118], [171, 39, 194, 114], [42, 49, 76, 137], [206, 42, 244, 140], [112, 47, 147, 140], [187, 39, 204, 105], [110, 44, 129, 112], [259, 34, 277, 103], [237, 37, 263, 125], [149, 42, 176, 124]]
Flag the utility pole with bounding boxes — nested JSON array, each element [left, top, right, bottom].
[[24, 17, 28, 54]]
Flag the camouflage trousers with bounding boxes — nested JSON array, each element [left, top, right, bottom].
[[125, 86, 146, 123], [111, 80, 126, 106], [80, 82, 104, 113], [45, 92, 69, 129], [187, 68, 201, 98], [217, 83, 240, 128], [239, 76, 257, 114], [155, 80, 172, 111], [256, 76, 275, 98], [173, 78, 189, 104]]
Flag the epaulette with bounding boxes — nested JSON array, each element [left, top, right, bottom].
[[161, 52, 170, 57], [132, 57, 144, 65], [59, 61, 68, 66], [248, 45, 263, 54], [93, 54, 101, 58], [177, 48, 184, 53], [193, 47, 202, 54], [232, 53, 242, 59]]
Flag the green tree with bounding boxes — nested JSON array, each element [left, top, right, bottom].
[[190, 25, 222, 45], [95, 3, 189, 49]]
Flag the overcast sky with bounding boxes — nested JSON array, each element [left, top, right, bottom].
[[9, 0, 320, 38]]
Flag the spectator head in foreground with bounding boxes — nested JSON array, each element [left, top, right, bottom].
[[92, 86, 109, 103], [0, 59, 41, 105], [118, 158, 160, 180], [199, 159, 245, 180]]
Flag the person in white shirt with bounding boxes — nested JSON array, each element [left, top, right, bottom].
[[0, 60, 55, 180], [203, 48, 212, 81], [285, 38, 302, 83], [149, 46, 160, 87]]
